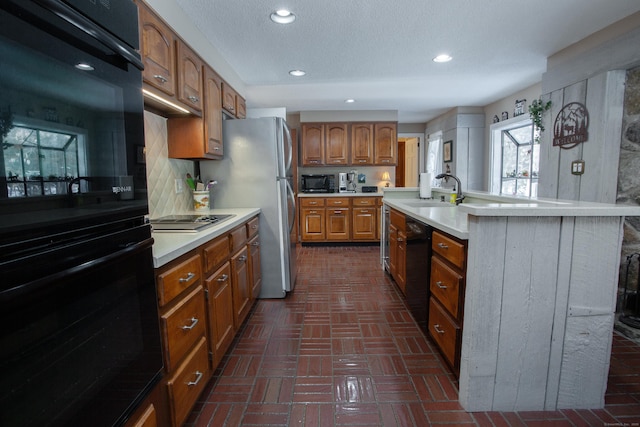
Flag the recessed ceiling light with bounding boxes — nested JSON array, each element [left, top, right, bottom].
[[75, 62, 95, 71], [345, 99, 355, 103], [433, 54, 452, 63], [289, 69, 306, 77], [270, 9, 295, 24]]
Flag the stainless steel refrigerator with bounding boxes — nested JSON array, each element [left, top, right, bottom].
[[200, 117, 296, 298]]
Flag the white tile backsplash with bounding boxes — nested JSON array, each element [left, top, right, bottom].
[[144, 111, 194, 218]]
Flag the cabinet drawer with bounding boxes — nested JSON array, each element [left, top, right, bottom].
[[430, 256, 463, 319], [352, 197, 376, 206], [229, 225, 247, 254], [203, 235, 230, 274], [432, 231, 466, 269], [428, 298, 460, 370], [156, 254, 202, 306], [166, 337, 210, 427], [326, 197, 350, 207], [247, 216, 259, 238], [300, 197, 325, 207], [390, 208, 405, 231], [160, 286, 206, 372]]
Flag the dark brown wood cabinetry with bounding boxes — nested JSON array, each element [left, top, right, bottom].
[[428, 230, 467, 375], [176, 41, 203, 113], [153, 215, 260, 426]]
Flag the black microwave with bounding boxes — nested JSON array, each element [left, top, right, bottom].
[[301, 174, 335, 193]]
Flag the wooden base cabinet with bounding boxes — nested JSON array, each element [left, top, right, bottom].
[[388, 208, 406, 294], [326, 198, 350, 241], [428, 230, 467, 375], [153, 215, 261, 426]]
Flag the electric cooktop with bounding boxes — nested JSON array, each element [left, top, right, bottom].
[[149, 214, 235, 232]]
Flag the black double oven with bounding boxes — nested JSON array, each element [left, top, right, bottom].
[[0, 1, 163, 426]]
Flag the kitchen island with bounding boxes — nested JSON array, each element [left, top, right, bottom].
[[383, 188, 640, 412]]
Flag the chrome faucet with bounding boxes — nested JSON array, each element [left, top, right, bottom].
[[435, 173, 465, 205]]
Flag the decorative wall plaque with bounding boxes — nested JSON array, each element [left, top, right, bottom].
[[514, 99, 526, 116], [553, 102, 589, 149]]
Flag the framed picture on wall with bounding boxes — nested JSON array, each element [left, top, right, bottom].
[[443, 140, 453, 163]]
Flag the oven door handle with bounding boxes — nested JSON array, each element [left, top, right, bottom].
[[0, 237, 154, 302], [33, 0, 145, 70]]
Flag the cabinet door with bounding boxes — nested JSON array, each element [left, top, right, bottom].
[[326, 208, 350, 240], [351, 123, 374, 165], [374, 122, 397, 165], [205, 262, 234, 369], [301, 124, 324, 166], [203, 66, 223, 157], [176, 41, 203, 113], [236, 95, 247, 119], [221, 83, 237, 116], [388, 223, 398, 278], [352, 207, 376, 240], [137, 1, 176, 96], [301, 207, 325, 241], [396, 230, 407, 294], [248, 235, 261, 300], [231, 247, 251, 328], [325, 123, 349, 165]]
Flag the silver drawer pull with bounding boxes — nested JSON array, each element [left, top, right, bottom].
[[437, 243, 449, 249], [436, 281, 447, 289], [310, 210, 317, 214], [188, 95, 200, 103], [217, 274, 229, 282], [153, 74, 168, 83], [187, 371, 203, 387], [310, 201, 317, 205], [214, 147, 221, 151], [251, 241, 260, 247], [179, 272, 195, 283], [361, 209, 369, 213], [181, 317, 199, 330], [252, 224, 258, 229], [334, 210, 342, 214], [239, 255, 247, 262], [397, 238, 403, 242], [433, 324, 445, 334], [334, 201, 342, 204], [358, 160, 366, 163]]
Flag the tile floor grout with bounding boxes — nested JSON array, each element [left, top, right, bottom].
[[186, 245, 640, 426]]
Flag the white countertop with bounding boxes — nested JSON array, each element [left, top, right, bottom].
[[151, 208, 260, 268], [383, 188, 640, 240], [298, 192, 383, 197]]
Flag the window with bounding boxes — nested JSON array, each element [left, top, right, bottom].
[[4, 118, 85, 197], [426, 132, 443, 186], [490, 117, 539, 197]]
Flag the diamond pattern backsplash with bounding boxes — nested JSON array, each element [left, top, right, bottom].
[[144, 111, 194, 218]]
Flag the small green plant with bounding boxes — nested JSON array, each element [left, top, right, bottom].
[[528, 99, 552, 132]]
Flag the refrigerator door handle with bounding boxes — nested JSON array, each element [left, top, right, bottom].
[[286, 178, 296, 234], [283, 120, 293, 174]]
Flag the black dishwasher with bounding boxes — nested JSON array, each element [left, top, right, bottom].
[[404, 217, 432, 334]]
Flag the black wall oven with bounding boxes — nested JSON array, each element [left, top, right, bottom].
[[0, 1, 163, 426]]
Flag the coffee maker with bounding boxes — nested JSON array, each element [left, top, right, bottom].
[[338, 171, 357, 193]]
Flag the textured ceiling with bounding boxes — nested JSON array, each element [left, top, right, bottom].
[[175, 0, 640, 123]]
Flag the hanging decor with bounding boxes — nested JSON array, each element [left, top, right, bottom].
[[553, 102, 589, 149], [514, 98, 526, 117]]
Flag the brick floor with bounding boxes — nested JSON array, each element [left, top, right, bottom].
[[186, 245, 640, 426]]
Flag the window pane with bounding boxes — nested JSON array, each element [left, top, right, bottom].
[[39, 131, 73, 149], [502, 138, 517, 178], [517, 145, 532, 177], [501, 179, 516, 195]]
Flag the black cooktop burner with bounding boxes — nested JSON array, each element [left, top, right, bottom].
[[149, 214, 235, 231]]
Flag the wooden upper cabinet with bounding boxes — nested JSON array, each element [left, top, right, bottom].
[[351, 123, 374, 165], [301, 123, 325, 166], [203, 65, 223, 157], [221, 83, 237, 116], [236, 96, 246, 119], [176, 41, 203, 113], [374, 122, 397, 165], [137, 0, 176, 97], [325, 123, 349, 165]]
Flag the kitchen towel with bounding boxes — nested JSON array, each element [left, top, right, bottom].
[[419, 172, 432, 199]]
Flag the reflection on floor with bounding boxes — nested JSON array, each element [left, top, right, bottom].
[[186, 245, 640, 426]]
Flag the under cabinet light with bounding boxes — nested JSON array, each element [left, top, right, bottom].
[[142, 89, 190, 114]]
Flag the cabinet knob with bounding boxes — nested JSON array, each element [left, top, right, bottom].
[[153, 74, 168, 84], [238, 255, 247, 262], [188, 95, 200, 103], [217, 274, 229, 282], [181, 317, 199, 331], [251, 241, 260, 247], [437, 242, 449, 249]]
